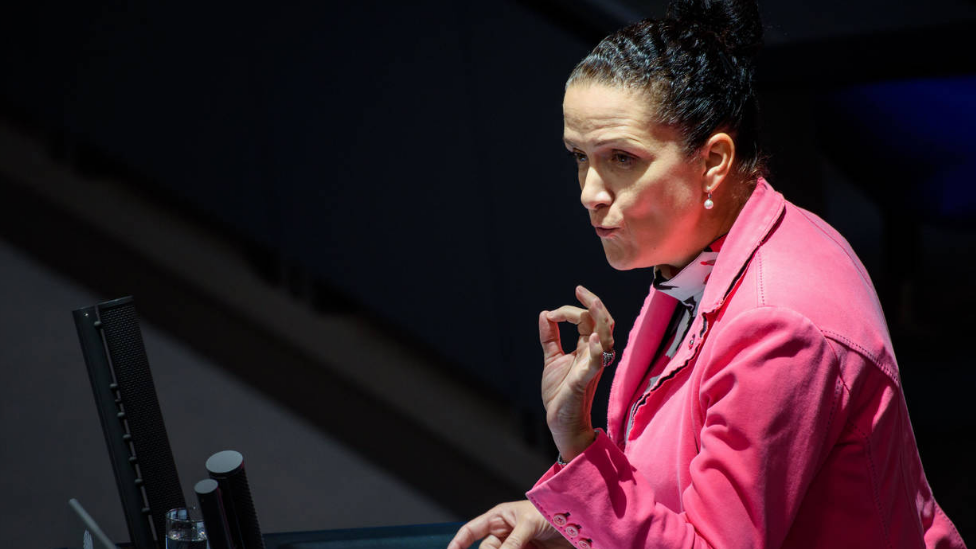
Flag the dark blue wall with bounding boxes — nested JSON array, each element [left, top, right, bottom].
[[0, 1, 653, 426]]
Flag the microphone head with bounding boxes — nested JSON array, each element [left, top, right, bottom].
[[206, 450, 244, 477], [194, 478, 220, 495]]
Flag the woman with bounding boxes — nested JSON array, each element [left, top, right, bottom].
[[448, 1, 966, 548]]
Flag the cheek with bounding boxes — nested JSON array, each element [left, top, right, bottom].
[[618, 184, 671, 228], [617, 180, 700, 249], [646, 171, 701, 223]]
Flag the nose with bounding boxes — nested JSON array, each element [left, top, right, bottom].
[[580, 166, 612, 211]]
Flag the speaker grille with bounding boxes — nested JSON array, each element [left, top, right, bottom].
[[99, 300, 185, 546]]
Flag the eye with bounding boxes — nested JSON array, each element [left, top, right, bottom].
[[612, 151, 635, 167], [568, 150, 588, 165]]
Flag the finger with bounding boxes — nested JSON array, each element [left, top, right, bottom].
[[568, 333, 604, 389], [575, 284, 597, 307], [576, 286, 615, 351], [545, 305, 586, 325], [578, 310, 595, 338], [589, 297, 615, 351], [478, 534, 502, 549], [448, 513, 493, 549], [497, 517, 538, 549], [538, 311, 563, 363], [579, 332, 606, 383], [547, 306, 595, 336]]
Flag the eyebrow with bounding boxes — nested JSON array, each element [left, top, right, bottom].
[[563, 137, 644, 150]]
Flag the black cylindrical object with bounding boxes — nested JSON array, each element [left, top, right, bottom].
[[195, 479, 235, 549], [206, 450, 265, 549]]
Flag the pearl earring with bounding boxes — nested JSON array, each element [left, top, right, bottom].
[[704, 191, 714, 210]]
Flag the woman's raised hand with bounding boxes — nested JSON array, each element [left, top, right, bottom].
[[447, 287, 613, 549], [446, 500, 570, 549], [539, 285, 615, 462]]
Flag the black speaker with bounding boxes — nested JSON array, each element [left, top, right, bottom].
[[206, 450, 265, 549], [74, 296, 185, 549]]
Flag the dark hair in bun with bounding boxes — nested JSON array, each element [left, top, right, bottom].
[[567, 0, 765, 184]]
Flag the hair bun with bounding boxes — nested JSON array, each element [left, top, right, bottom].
[[667, 0, 763, 61]]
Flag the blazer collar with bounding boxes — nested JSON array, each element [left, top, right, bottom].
[[700, 178, 785, 315]]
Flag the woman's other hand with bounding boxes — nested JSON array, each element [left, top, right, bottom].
[[539, 285, 615, 462], [447, 500, 570, 549]]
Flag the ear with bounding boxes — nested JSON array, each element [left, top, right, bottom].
[[700, 132, 735, 194]]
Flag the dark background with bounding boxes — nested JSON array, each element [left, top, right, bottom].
[[1, 0, 973, 546]]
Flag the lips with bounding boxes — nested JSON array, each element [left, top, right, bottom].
[[594, 225, 618, 238]]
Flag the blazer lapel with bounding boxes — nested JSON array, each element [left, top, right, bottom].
[[607, 287, 678, 444]]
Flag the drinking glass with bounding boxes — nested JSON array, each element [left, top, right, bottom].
[[165, 507, 209, 549]]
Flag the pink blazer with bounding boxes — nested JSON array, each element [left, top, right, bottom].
[[527, 180, 966, 549]]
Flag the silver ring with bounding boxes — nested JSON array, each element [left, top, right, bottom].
[[602, 349, 616, 368]]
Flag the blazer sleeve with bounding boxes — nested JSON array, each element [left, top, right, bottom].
[[526, 307, 843, 549]]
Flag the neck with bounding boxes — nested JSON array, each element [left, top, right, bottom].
[[660, 183, 749, 277]]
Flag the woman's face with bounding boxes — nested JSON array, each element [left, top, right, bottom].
[[563, 83, 710, 272]]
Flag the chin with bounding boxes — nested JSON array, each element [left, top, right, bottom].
[[602, 240, 656, 271], [604, 249, 659, 271], [604, 253, 640, 271]]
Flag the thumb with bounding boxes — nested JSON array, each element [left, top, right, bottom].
[[498, 517, 540, 549]]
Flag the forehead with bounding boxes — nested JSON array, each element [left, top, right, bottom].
[[562, 83, 669, 146]]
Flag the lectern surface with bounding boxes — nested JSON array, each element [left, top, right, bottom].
[[265, 522, 471, 549], [63, 522, 475, 549]]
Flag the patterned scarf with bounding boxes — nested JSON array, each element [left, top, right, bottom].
[[651, 235, 726, 358]]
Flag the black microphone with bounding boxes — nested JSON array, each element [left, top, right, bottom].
[[194, 479, 235, 549], [206, 450, 265, 549]]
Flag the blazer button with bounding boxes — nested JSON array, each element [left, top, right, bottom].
[[565, 525, 580, 538], [578, 539, 592, 549], [553, 513, 568, 527], [688, 336, 695, 348]]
